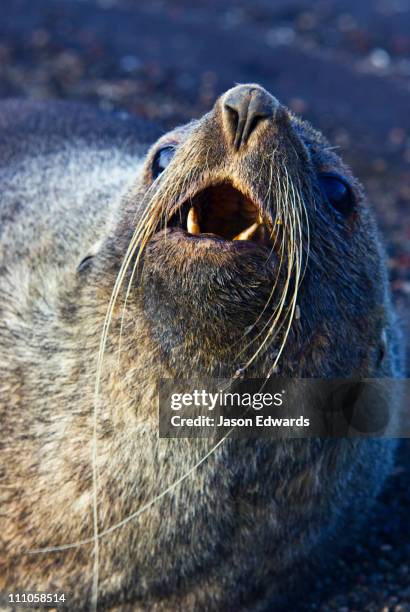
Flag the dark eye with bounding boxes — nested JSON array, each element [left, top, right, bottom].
[[152, 146, 176, 179], [319, 174, 355, 215]]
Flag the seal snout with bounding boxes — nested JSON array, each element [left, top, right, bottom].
[[222, 84, 280, 150]]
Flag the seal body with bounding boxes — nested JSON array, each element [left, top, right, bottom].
[[0, 89, 402, 610]]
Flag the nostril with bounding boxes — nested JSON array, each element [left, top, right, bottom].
[[224, 104, 239, 141], [249, 115, 261, 134], [223, 98, 248, 150], [246, 114, 264, 140]]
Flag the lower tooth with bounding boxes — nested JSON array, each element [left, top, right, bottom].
[[233, 222, 261, 241], [187, 207, 201, 235]]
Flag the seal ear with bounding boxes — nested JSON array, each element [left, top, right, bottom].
[[77, 239, 103, 274]]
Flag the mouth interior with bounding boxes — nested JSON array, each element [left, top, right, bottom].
[[169, 183, 271, 243]]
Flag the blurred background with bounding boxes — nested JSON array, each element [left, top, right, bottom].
[[0, 1, 409, 610]]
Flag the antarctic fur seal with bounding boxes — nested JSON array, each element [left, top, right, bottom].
[[0, 85, 402, 610]]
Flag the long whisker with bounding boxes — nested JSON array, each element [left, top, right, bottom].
[[29, 433, 232, 553], [235, 167, 290, 356], [29, 137, 311, 612], [238, 168, 295, 366], [233, 150, 289, 353], [238, 158, 309, 375]]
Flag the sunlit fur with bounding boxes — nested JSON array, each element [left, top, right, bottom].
[[0, 90, 402, 611]]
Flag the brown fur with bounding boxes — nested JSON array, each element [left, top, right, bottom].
[[0, 88, 402, 610]]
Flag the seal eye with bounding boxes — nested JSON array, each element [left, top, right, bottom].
[[152, 146, 176, 179], [319, 174, 355, 216]]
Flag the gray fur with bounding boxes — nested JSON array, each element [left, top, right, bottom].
[[0, 94, 402, 611]]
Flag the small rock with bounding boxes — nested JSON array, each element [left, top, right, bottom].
[[368, 48, 391, 69], [381, 543, 393, 553], [120, 55, 141, 72], [266, 27, 295, 47]]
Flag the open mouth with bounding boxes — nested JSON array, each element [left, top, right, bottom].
[[167, 183, 272, 245]]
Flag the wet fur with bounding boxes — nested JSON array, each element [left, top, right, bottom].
[[0, 94, 403, 610]]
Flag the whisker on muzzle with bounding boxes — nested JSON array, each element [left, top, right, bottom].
[[87, 140, 310, 609]]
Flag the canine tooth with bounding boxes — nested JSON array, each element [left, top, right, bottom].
[[233, 222, 260, 241], [187, 207, 201, 235]]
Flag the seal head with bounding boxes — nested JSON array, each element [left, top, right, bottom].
[[99, 84, 396, 380], [0, 86, 401, 611]]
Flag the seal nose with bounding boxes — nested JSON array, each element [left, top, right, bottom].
[[222, 84, 279, 150]]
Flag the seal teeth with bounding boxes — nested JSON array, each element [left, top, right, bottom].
[[187, 207, 201, 235], [233, 222, 261, 241]]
